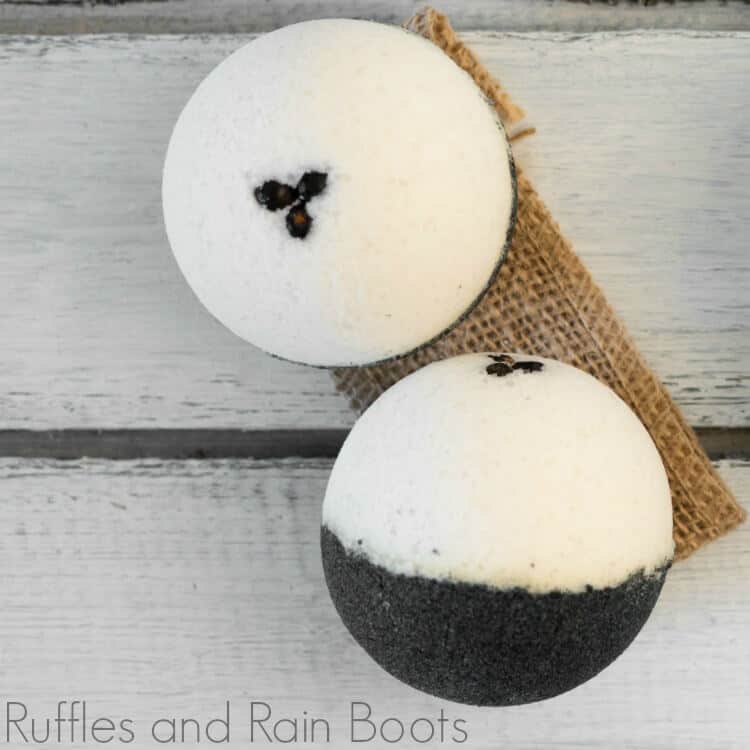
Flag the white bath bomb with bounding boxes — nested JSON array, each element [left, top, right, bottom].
[[162, 20, 515, 366], [321, 353, 674, 705]]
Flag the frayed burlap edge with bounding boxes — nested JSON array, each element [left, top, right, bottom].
[[331, 7, 745, 560]]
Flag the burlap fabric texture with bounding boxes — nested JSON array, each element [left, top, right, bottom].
[[330, 7, 745, 560]]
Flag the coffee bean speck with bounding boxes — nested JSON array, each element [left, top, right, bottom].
[[513, 360, 544, 374], [489, 354, 514, 365], [254, 180, 298, 211], [486, 354, 544, 377], [486, 361, 513, 377], [297, 171, 328, 201], [286, 204, 313, 239]]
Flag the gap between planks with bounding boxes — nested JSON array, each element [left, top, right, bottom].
[[1, 0, 749, 34], [0, 427, 748, 461]]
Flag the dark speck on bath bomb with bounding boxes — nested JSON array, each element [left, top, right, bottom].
[[297, 171, 328, 201], [254, 180, 298, 211], [286, 203, 313, 239]]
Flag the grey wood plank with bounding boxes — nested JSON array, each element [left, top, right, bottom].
[[0, 426, 746, 460], [1, 33, 748, 429], [1, 0, 749, 34], [0, 457, 746, 748]]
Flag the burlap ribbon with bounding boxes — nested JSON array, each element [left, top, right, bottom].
[[331, 7, 745, 560]]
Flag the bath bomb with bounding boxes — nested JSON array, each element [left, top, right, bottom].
[[321, 353, 674, 705], [162, 20, 515, 366]]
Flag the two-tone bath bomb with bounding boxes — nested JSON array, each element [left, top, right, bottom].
[[322, 354, 674, 706], [162, 20, 516, 366]]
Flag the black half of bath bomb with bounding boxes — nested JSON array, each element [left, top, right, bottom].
[[321, 526, 669, 706]]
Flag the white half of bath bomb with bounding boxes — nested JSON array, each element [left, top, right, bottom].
[[323, 354, 674, 593], [162, 20, 514, 366]]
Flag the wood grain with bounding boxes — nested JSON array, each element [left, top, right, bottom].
[[1, 0, 749, 34], [0, 457, 746, 748], [1, 33, 748, 429]]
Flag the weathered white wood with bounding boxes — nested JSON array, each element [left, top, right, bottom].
[[1, 33, 748, 429], [0, 457, 746, 748], [481, 31, 750, 429], [1, 0, 749, 34]]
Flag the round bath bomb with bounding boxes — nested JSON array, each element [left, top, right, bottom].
[[321, 353, 674, 705], [162, 20, 515, 366]]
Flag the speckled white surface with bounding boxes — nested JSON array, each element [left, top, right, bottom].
[[323, 354, 675, 592], [162, 19, 514, 366]]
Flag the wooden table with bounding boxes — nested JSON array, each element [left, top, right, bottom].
[[1, 2, 748, 747]]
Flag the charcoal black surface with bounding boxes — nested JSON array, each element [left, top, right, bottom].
[[321, 526, 669, 706]]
